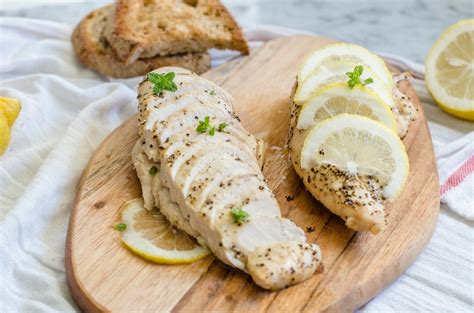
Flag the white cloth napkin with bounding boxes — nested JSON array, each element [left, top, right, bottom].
[[0, 17, 472, 312], [437, 133, 474, 220]]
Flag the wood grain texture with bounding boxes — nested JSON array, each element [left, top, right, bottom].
[[65, 35, 440, 313]]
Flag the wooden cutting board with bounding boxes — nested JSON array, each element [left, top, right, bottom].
[[66, 35, 440, 312]]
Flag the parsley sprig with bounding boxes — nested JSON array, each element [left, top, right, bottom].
[[231, 208, 249, 224], [148, 72, 177, 95], [196, 116, 229, 136], [346, 65, 374, 89]]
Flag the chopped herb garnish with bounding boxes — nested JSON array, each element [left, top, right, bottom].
[[209, 126, 216, 136], [149, 166, 159, 176], [218, 122, 228, 132], [114, 223, 127, 231], [196, 116, 228, 136], [196, 116, 211, 133], [209, 90, 216, 96], [148, 72, 177, 95], [346, 65, 374, 89], [231, 208, 249, 224]]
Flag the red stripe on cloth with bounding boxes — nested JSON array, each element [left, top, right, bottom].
[[440, 155, 474, 196]]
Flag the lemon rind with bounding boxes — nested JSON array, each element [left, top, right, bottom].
[[122, 240, 210, 264]]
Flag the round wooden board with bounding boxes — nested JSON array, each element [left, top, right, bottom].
[[66, 35, 440, 312]]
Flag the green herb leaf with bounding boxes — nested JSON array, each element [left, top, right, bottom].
[[231, 208, 249, 224], [209, 90, 216, 96], [346, 65, 374, 89], [114, 223, 127, 231], [149, 166, 159, 176], [148, 72, 178, 95], [218, 122, 228, 132], [209, 126, 216, 136], [353, 65, 363, 76], [197, 116, 211, 133], [363, 77, 374, 85], [197, 117, 228, 136]]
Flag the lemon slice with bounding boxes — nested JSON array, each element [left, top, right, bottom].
[[0, 114, 10, 156], [0, 97, 21, 127], [297, 82, 397, 133], [294, 61, 394, 107], [0, 97, 20, 156], [298, 43, 393, 88], [425, 19, 474, 121], [301, 114, 408, 199], [120, 198, 210, 264]]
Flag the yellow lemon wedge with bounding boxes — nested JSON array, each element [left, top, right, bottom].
[[0, 97, 21, 156], [119, 198, 210, 264], [425, 19, 474, 121], [0, 97, 21, 126], [0, 114, 10, 156]]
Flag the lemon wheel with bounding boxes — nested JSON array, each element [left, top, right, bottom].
[[297, 82, 397, 133], [298, 43, 393, 88], [425, 19, 474, 121], [119, 198, 210, 264], [295, 61, 394, 107], [300, 114, 409, 199]]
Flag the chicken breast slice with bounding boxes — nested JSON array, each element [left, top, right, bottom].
[[132, 140, 201, 238], [160, 129, 260, 187], [135, 67, 322, 290], [185, 157, 256, 210], [247, 241, 321, 290], [131, 141, 157, 210], [392, 72, 418, 138], [156, 180, 202, 239]]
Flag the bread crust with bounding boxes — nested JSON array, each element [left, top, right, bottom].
[[105, 0, 249, 64], [72, 5, 211, 78]]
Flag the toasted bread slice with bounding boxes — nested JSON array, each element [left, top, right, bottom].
[[72, 5, 211, 78], [104, 0, 249, 65]]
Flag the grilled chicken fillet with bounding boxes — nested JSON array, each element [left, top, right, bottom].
[[133, 67, 322, 290]]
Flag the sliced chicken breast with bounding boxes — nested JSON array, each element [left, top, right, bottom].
[[135, 67, 322, 290], [138, 68, 236, 162], [288, 73, 416, 234]]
